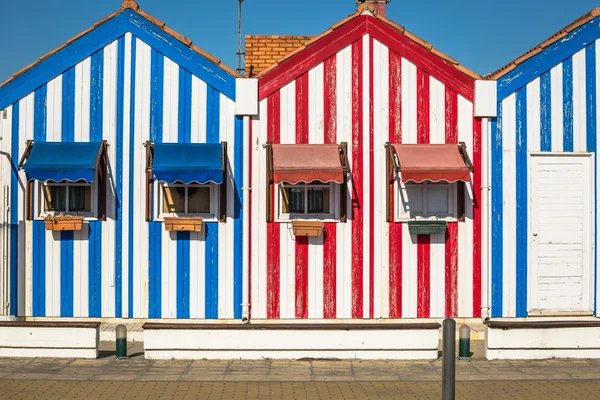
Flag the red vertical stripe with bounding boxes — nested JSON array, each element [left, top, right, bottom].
[[472, 118, 482, 318], [266, 92, 281, 319], [416, 68, 430, 318], [369, 36, 375, 319], [388, 50, 402, 318], [417, 235, 430, 318], [295, 73, 309, 319], [445, 223, 459, 317], [351, 39, 364, 319], [444, 87, 459, 317], [416, 69, 430, 144], [323, 55, 337, 319]]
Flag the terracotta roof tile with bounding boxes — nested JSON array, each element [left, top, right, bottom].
[[253, 8, 481, 81], [0, 0, 241, 90], [245, 35, 313, 77], [487, 8, 600, 79]]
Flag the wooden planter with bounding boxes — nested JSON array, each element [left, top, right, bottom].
[[44, 216, 85, 232], [291, 220, 324, 237], [163, 217, 203, 232]]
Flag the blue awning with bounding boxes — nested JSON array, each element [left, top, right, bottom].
[[22, 142, 103, 182], [152, 143, 224, 184]]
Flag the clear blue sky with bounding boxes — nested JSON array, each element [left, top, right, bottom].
[[1, 0, 599, 83]]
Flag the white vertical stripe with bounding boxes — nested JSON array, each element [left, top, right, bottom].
[[45, 230, 60, 317], [20, 94, 34, 317], [163, 57, 179, 144], [402, 227, 417, 318], [121, 33, 132, 318], [527, 78, 541, 153], [595, 39, 600, 317], [457, 96, 474, 318], [279, 81, 296, 319], [573, 49, 587, 152], [102, 41, 118, 318], [336, 45, 353, 319], [501, 94, 517, 318], [75, 58, 91, 142], [218, 96, 229, 318], [429, 77, 445, 144], [254, 100, 269, 318], [162, 230, 177, 318], [402, 59, 417, 145], [550, 64, 564, 152], [46, 75, 62, 141], [73, 226, 89, 317], [362, 34, 370, 318], [429, 233, 445, 318]]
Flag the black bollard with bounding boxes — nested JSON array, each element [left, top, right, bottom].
[[442, 318, 456, 400]]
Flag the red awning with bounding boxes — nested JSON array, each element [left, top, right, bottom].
[[393, 144, 471, 183], [271, 144, 344, 184]]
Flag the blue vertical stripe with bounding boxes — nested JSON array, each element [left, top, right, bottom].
[[128, 37, 137, 318], [586, 44, 598, 315], [148, 48, 164, 318], [176, 68, 193, 319], [205, 86, 220, 319], [32, 222, 46, 317], [540, 71, 552, 151], [233, 116, 243, 318], [62, 67, 76, 143], [32, 86, 47, 317], [61, 231, 74, 317], [115, 36, 125, 318], [205, 223, 219, 319], [89, 50, 104, 318], [177, 231, 190, 319], [563, 57, 574, 152], [61, 66, 76, 317], [9, 103, 19, 316], [515, 88, 528, 318], [491, 104, 503, 318]]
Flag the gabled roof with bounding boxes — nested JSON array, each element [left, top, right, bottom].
[[488, 8, 600, 101], [257, 4, 482, 102], [245, 35, 313, 77], [0, 0, 241, 110], [488, 8, 600, 80]]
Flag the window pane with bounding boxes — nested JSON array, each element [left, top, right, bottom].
[[187, 186, 211, 214], [427, 186, 449, 214], [69, 185, 91, 212], [163, 186, 186, 213], [307, 187, 329, 214], [44, 186, 66, 212], [282, 186, 304, 214], [404, 186, 423, 213]]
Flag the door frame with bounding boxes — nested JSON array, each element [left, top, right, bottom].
[[527, 152, 594, 315]]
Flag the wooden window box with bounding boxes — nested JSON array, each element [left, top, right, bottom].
[[291, 220, 324, 237], [407, 220, 447, 235], [163, 217, 203, 232], [44, 216, 85, 232]]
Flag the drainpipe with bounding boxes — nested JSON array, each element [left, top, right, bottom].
[[241, 115, 251, 322], [480, 118, 491, 319]]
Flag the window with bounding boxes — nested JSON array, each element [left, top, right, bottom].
[[158, 182, 217, 219], [39, 181, 93, 216], [277, 182, 336, 220], [396, 182, 456, 221]]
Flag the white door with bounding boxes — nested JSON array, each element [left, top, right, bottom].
[[529, 153, 594, 314]]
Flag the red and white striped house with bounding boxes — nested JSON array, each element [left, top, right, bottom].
[[250, 0, 484, 321]]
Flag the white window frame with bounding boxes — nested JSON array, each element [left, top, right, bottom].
[[395, 181, 457, 222], [36, 179, 97, 220], [276, 182, 338, 222], [156, 182, 219, 221]]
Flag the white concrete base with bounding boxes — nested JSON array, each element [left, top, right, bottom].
[[485, 324, 600, 360], [0, 324, 99, 359], [144, 325, 440, 360]]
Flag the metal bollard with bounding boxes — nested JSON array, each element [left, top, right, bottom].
[[458, 325, 471, 360], [116, 324, 128, 360], [442, 318, 456, 400]]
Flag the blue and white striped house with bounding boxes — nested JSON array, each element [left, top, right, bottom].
[[488, 8, 600, 320], [0, 1, 254, 320]]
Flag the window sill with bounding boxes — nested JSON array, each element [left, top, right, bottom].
[[157, 215, 218, 223], [36, 215, 98, 222], [394, 216, 458, 223]]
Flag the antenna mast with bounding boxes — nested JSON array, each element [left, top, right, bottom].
[[237, 0, 244, 75]]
